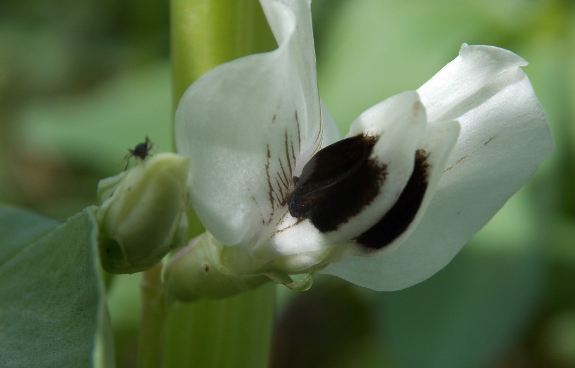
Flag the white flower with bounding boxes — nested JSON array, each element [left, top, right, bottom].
[[170, 0, 553, 296]]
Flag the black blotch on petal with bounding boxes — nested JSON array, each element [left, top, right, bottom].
[[288, 134, 386, 232], [356, 149, 430, 250]]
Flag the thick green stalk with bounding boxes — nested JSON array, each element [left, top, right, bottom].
[[171, 0, 275, 107], [162, 284, 276, 368], [164, 1, 277, 367]]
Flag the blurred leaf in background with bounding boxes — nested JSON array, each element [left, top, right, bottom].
[[0, 0, 170, 220], [0, 0, 171, 365], [377, 188, 545, 368]]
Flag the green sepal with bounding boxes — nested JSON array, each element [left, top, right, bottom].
[[259, 270, 315, 292], [164, 232, 271, 302]]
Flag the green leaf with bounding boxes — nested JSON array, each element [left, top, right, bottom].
[[0, 205, 114, 368], [0, 204, 61, 265]]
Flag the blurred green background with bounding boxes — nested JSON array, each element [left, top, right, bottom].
[[0, 0, 573, 367]]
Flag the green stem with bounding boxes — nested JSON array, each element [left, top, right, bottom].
[[138, 262, 167, 368], [164, 1, 277, 367], [162, 284, 276, 368], [170, 0, 275, 108]]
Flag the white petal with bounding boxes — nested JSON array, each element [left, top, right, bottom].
[[418, 44, 527, 123], [323, 46, 553, 290], [175, 0, 336, 246], [319, 99, 342, 149]]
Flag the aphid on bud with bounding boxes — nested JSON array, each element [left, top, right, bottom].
[[124, 136, 155, 170]]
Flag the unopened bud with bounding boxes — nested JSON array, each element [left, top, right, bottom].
[[97, 152, 189, 274]]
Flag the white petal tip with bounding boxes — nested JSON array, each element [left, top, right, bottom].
[[460, 44, 528, 67]]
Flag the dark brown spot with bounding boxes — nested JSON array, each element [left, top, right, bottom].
[[287, 134, 386, 232], [295, 112, 302, 148], [356, 149, 430, 250], [275, 217, 305, 234], [284, 131, 293, 175], [203, 264, 210, 273]]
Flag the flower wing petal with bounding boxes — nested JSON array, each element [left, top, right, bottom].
[[265, 91, 429, 257], [323, 45, 553, 290], [333, 91, 427, 242], [175, 0, 335, 246], [350, 118, 460, 253], [418, 44, 527, 123]]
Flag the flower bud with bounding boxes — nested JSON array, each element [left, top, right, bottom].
[[96, 152, 189, 274]]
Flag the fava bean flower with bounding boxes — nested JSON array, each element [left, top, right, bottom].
[[164, 0, 553, 300]]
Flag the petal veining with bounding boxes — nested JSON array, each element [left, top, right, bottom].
[[264, 91, 434, 256]]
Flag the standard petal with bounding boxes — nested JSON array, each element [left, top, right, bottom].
[[262, 0, 322, 141], [175, 0, 335, 246], [323, 47, 553, 291]]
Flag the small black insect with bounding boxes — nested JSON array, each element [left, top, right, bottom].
[[124, 136, 155, 169]]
